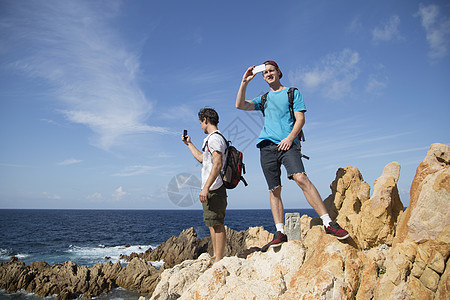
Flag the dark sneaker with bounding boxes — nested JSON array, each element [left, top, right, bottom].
[[261, 231, 287, 252], [324, 221, 349, 240]]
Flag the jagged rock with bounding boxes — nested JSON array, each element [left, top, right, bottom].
[[149, 143, 449, 299], [323, 162, 404, 250], [203, 226, 273, 258], [374, 143, 449, 299], [0, 226, 272, 299], [153, 228, 386, 300], [141, 227, 201, 269], [396, 143, 450, 243], [0, 259, 115, 299], [153, 241, 306, 300], [137, 226, 272, 268], [323, 166, 371, 244], [0, 257, 158, 299], [150, 253, 212, 300], [358, 162, 404, 249], [116, 257, 161, 295]]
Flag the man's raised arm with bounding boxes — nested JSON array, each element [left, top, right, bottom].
[[236, 66, 256, 111]]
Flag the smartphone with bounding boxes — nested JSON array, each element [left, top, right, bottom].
[[252, 64, 266, 74], [183, 130, 187, 140]]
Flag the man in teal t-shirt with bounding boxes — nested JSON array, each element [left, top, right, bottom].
[[252, 87, 306, 147], [235, 60, 349, 250]]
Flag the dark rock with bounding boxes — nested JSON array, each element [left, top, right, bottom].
[[237, 246, 262, 259], [0, 227, 271, 299]]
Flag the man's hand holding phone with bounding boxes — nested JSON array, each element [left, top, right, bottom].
[[182, 129, 190, 145], [252, 64, 266, 74]]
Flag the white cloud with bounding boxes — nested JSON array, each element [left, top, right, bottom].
[[372, 15, 403, 44], [58, 158, 82, 166], [87, 192, 103, 201], [366, 74, 388, 94], [289, 49, 360, 100], [3, 1, 170, 151], [415, 4, 450, 59], [112, 165, 161, 177], [348, 15, 363, 33], [42, 192, 61, 200], [112, 186, 127, 201], [356, 146, 429, 159], [158, 105, 197, 121]]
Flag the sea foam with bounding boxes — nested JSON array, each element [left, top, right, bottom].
[[66, 244, 158, 266]]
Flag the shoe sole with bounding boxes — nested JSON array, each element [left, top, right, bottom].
[[336, 233, 350, 240], [269, 241, 286, 249]]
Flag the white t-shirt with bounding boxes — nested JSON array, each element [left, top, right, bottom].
[[201, 130, 227, 190]]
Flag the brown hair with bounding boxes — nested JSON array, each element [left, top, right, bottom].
[[198, 108, 219, 126]]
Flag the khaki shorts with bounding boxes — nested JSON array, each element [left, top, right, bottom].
[[202, 184, 227, 227]]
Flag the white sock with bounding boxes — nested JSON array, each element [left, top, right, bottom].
[[275, 223, 285, 234], [320, 214, 332, 228]]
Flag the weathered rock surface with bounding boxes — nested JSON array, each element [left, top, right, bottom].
[[150, 143, 449, 299], [152, 228, 391, 300], [323, 162, 403, 250], [0, 226, 271, 299], [0, 258, 127, 299], [140, 227, 203, 269], [374, 143, 450, 299]]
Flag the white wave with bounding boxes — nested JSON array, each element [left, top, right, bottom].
[[15, 253, 30, 260], [150, 260, 165, 269], [0, 248, 14, 260], [66, 244, 157, 265]]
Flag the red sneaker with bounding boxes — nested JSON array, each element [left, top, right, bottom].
[[324, 221, 349, 240], [261, 231, 287, 252]]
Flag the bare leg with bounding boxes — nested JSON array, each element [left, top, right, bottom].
[[208, 226, 216, 258], [292, 173, 327, 216], [270, 186, 284, 225], [211, 224, 226, 262]]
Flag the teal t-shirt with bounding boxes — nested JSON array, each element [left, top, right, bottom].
[[252, 88, 306, 147]]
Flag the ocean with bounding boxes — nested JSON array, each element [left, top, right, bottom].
[[0, 209, 317, 299]]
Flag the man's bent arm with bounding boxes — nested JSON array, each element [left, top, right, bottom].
[[278, 111, 305, 151], [182, 135, 203, 163], [199, 151, 223, 202], [236, 66, 256, 111], [203, 151, 223, 191], [288, 111, 305, 141]]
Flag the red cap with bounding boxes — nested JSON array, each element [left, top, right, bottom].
[[264, 60, 283, 78]]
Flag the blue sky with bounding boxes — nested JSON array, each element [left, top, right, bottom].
[[1, 0, 449, 210]]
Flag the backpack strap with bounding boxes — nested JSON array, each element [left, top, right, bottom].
[[287, 87, 297, 121], [202, 131, 229, 153], [287, 87, 305, 142], [260, 92, 269, 116]]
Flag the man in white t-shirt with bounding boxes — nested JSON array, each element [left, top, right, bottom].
[[182, 108, 228, 263]]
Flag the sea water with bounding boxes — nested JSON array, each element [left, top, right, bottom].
[[0, 209, 317, 299]]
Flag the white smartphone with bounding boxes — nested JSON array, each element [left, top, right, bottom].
[[252, 64, 266, 74]]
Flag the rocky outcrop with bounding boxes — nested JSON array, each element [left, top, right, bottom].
[[323, 162, 403, 250], [359, 162, 404, 249], [373, 143, 450, 299], [210, 225, 273, 258], [150, 143, 449, 299], [140, 227, 203, 269], [0, 257, 128, 299], [152, 227, 392, 300], [0, 226, 271, 299], [124, 226, 272, 268]]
